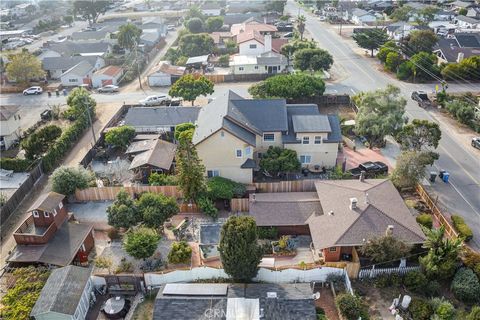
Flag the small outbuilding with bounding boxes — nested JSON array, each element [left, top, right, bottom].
[[148, 61, 186, 87], [91, 65, 124, 88]]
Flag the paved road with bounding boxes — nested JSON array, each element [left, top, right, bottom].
[[285, 1, 480, 249]]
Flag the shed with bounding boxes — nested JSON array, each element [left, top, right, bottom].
[[148, 61, 186, 87], [185, 55, 210, 69], [92, 65, 124, 88]]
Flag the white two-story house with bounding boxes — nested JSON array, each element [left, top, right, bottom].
[[192, 91, 342, 183]]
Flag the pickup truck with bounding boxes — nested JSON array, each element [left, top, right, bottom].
[[411, 91, 432, 108], [348, 161, 389, 178]]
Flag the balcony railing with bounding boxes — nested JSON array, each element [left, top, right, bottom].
[[13, 216, 57, 245]]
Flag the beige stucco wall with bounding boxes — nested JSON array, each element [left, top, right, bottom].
[[255, 131, 283, 153], [287, 138, 339, 168], [196, 129, 254, 184]]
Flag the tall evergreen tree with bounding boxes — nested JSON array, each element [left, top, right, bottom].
[[218, 216, 263, 282]]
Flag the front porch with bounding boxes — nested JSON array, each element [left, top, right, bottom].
[[317, 246, 361, 279]]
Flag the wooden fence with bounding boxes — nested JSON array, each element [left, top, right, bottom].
[[231, 198, 249, 212], [358, 266, 421, 279], [75, 185, 182, 201], [416, 184, 459, 239], [253, 180, 317, 193]]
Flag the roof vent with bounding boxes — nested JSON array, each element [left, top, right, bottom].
[[328, 210, 334, 216], [349, 198, 358, 210], [267, 292, 277, 299], [365, 193, 369, 204], [386, 225, 394, 236]]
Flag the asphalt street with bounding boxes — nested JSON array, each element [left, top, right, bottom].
[[285, 1, 480, 249]]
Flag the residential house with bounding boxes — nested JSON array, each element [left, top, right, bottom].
[[41, 41, 112, 58], [467, 7, 480, 19], [249, 179, 425, 263], [140, 17, 168, 37], [366, 0, 393, 12], [433, 32, 480, 63], [60, 60, 95, 87], [201, 2, 222, 16], [237, 32, 286, 55], [125, 137, 176, 180], [223, 12, 263, 26], [30, 266, 93, 320], [7, 192, 94, 267], [92, 65, 123, 88], [230, 17, 278, 36], [148, 61, 186, 86], [185, 55, 210, 70], [446, 0, 476, 12], [140, 29, 163, 49], [226, 1, 267, 14], [385, 22, 430, 40], [0, 105, 21, 150], [434, 10, 456, 21], [230, 51, 288, 75], [70, 29, 113, 42], [192, 91, 342, 183], [455, 15, 480, 29], [42, 56, 104, 80], [153, 283, 317, 320], [123, 106, 200, 133], [349, 8, 377, 25]]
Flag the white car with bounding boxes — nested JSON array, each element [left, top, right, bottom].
[[98, 84, 119, 93], [167, 24, 176, 31], [23, 86, 43, 95], [139, 94, 170, 106]]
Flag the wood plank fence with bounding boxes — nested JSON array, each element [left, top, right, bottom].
[[358, 266, 421, 279], [75, 185, 182, 201], [416, 184, 459, 239], [231, 198, 249, 212], [253, 180, 317, 193]]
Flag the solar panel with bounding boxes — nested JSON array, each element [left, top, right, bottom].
[[163, 283, 228, 296]]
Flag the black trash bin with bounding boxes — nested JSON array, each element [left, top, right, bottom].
[[55, 90, 59, 97], [48, 91, 51, 97], [429, 171, 437, 183], [439, 170, 446, 179]]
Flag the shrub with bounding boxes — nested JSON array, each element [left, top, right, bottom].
[[21, 124, 62, 160], [397, 61, 413, 80], [425, 280, 441, 297], [207, 176, 246, 200], [168, 241, 192, 264], [123, 227, 161, 260], [467, 306, 480, 320], [431, 298, 456, 320], [404, 270, 428, 293], [463, 248, 480, 277], [107, 228, 120, 240], [0, 158, 32, 172], [451, 215, 473, 241], [197, 195, 218, 219], [218, 54, 230, 67], [335, 293, 370, 320], [416, 213, 433, 229], [51, 166, 94, 196], [148, 172, 177, 186], [451, 268, 480, 303], [115, 258, 134, 274], [409, 298, 434, 320], [257, 226, 278, 240], [104, 126, 135, 150]]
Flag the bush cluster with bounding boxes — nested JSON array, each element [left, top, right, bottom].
[[404, 270, 428, 293], [168, 241, 192, 264], [0, 158, 32, 172], [148, 172, 178, 186], [451, 268, 480, 304], [257, 227, 278, 240], [21, 124, 62, 160], [416, 213, 433, 229], [451, 215, 473, 241], [197, 196, 218, 219], [207, 176, 246, 200], [409, 298, 434, 320], [335, 293, 369, 320]]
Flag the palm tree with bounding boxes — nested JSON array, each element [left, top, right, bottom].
[[117, 23, 142, 51], [296, 15, 306, 41]]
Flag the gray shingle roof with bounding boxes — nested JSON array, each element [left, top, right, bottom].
[[456, 15, 480, 24], [47, 41, 110, 56], [292, 115, 332, 133], [223, 118, 257, 146], [31, 266, 91, 317], [0, 105, 20, 121], [61, 60, 94, 77], [129, 139, 176, 170], [325, 115, 342, 143], [42, 56, 99, 71], [124, 107, 200, 128], [71, 29, 109, 41], [28, 192, 65, 212], [228, 98, 288, 133]]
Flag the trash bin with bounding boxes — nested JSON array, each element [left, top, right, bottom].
[[63, 89, 67, 96], [47, 91, 51, 97], [439, 170, 446, 179], [55, 90, 59, 97], [442, 172, 450, 183], [429, 172, 437, 183]]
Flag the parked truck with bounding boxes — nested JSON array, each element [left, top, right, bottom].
[[348, 161, 389, 178], [411, 91, 432, 108]]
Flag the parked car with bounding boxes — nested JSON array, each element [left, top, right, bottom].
[[139, 94, 170, 106], [98, 85, 119, 93], [40, 109, 52, 120], [23, 86, 43, 95], [411, 91, 431, 108], [167, 24, 176, 31], [283, 32, 294, 38], [472, 137, 480, 149], [348, 161, 388, 178]]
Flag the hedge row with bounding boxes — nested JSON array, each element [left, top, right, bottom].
[[0, 158, 32, 172], [451, 215, 473, 242], [42, 112, 91, 172]]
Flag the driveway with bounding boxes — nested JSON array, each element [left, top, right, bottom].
[[69, 201, 112, 230], [342, 141, 394, 172]]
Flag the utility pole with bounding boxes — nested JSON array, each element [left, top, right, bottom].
[[84, 96, 97, 146], [134, 40, 143, 90], [339, 6, 343, 35]]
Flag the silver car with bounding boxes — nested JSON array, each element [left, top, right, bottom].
[[98, 85, 119, 93], [139, 94, 170, 106]]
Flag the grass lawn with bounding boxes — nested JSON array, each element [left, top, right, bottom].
[[131, 292, 157, 320]]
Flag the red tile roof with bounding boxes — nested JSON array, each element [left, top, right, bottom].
[[94, 65, 123, 77]]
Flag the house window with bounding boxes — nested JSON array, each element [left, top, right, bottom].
[[314, 136, 322, 144], [300, 155, 311, 164], [263, 133, 275, 142], [249, 44, 257, 49], [302, 136, 310, 144], [68, 78, 78, 83], [235, 149, 242, 158], [32, 210, 39, 218], [239, 67, 244, 71], [53, 209, 57, 216], [329, 247, 337, 252], [59, 202, 63, 209], [245, 146, 252, 156], [254, 66, 259, 70], [44, 211, 50, 218], [207, 170, 220, 178]]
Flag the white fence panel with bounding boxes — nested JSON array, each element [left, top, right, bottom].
[[344, 271, 354, 295], [358, 266, 421, 279], [144, 267, 228, 287]]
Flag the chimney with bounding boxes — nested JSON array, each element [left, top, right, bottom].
[[365, 192, 369, 204], [359, 171, 366, 182], [386, 225, 394, 236], [264, 34, 272, 53], [349, 198, 358, 210], [457, 52, 464, 63]]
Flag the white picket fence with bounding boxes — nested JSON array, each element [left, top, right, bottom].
[[344, 270, 354, 295], [144, 266, 345, 287], [358, 266, 421, 279]]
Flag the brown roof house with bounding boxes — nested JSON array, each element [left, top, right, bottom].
[[147, 61, 186, 87], [8, 192, 94, 267], [249, 179, 425, 264]]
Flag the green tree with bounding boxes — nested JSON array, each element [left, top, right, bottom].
[[396, 119, 441, 152], [410, 52, 440, 82], [397, 60, 413, 80], [186, 17, 204, 33], [178, 33, 214, 57], [265, 0, 287, 13], [174, 123, 206, 201], [280, 39, 317, 68], [73, 0, 109, 25], [6, 51, 44, 86], [406, 30, 438, 55], [293, 48, 333, 72], [391, 151, 438, 188], [431, 298, 456, 320], [390, 5, 413, 21], [335, 294, 370, 320], [467, 306, 480, 320], [354, 85, 406, 147], [197, 195, 218, 219], [248, 73, 325, 99], [207, 176, 246, 200], [51, 166, 93, 196], [148, 172, 177, 186], [360, 235, 412, 264], [451, 268, 480, 303], [123, 227, 160, 260], [458, 8, 468, 15], [416, 6, 439, 25], [136, 192, 179, 229], [259, 146, 301, 177], [377, 41, 399, 63], [168, 241, 192, 264], [218, 216, 263, 282], [185, 5, 204, 21], [352, 29, 389, 57], [65, 87, 96, 120], [117, 23, 142, 50], [107, 189, 140, 229], [169, 74, 214, 105], [446, 99, 476, 125], [105, 126, 136, 150], [63, 15, 73, 25], [385, 51, 402, 72], [21, 125, 62, 160], [205, 16, 224, 32], [441, 56, 480, 81], [296, 15, 306, 40]]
